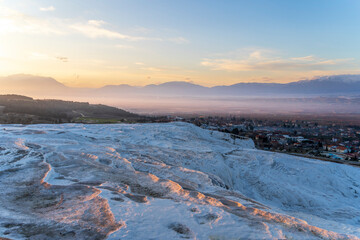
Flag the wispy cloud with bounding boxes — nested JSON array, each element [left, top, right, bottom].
[[115, 44, 135, 49], [56, 56, 68, 62], [106, 65, 128, 70], [201, 49, 353, 72], [70, 20, 145, 41], [167, 37, 189, 44], [133, 26, 152, 34], [290, 55, 316, 61], [142, 67, 164, 72], [87, 20, 106, 27], [28, 52, 51, 60], [0, 7, 64, 35], [39, 6, 55, 12], [28, 52, 68, 62], [70, 20, 188, 44], [0, 7, 188, 44]]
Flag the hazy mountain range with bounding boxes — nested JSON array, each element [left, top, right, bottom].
[[2, 74, 360, 114], [1, 74, 360, 98]]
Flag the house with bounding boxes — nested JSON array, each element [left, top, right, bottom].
[[294, 136, 305, 143], [336, 146, 349, 154], [229, 124, 246, 131], [283, 135, 305, 142], [278, 135, 288, 145], [323, 144, 337, 151]]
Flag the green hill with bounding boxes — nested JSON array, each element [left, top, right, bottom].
[[0, 95, 140, 124]]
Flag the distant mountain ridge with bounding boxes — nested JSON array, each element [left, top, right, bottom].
[[1, 74, 360, 97], [0, 74, 68, 92], [96, 74, 360, 97]]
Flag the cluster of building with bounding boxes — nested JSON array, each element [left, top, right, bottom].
[[183, 115, 360, 162]]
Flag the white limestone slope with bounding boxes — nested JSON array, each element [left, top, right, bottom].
[[0, 122, 359, 240]]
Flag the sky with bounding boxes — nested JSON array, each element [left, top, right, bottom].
[[0, 0, 359, 88]]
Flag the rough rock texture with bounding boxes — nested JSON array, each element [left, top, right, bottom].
[[0, 122, 359, 239]]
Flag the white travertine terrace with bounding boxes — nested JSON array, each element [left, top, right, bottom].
[[0, 122, 359, 239]]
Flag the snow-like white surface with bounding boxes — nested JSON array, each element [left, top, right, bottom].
[[0, 122, 359, 239]]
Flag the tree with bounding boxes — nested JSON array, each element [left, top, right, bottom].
[[232, 128, 239, 135]]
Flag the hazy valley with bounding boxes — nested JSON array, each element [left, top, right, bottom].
[[2, 74, 360, 115]]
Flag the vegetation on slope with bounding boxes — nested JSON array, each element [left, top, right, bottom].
[[0, 94, 140, 124]]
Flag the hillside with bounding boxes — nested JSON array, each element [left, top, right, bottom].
[[0, 95, 139, 124], [0, 122, 359, 239]]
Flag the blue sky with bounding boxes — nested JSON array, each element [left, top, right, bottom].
[[0, 0, 359, 87]]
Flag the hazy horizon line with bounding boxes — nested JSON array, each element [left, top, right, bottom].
[[2, 73, 360, 89]]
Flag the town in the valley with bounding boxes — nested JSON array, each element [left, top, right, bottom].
[[171, 115, 360, 164]]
